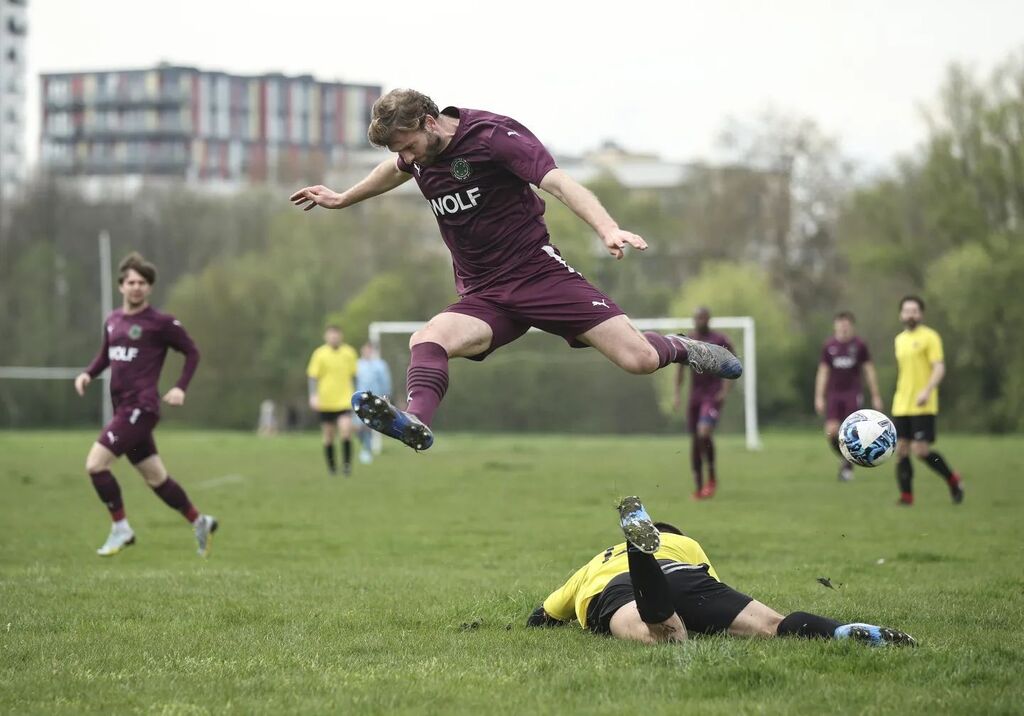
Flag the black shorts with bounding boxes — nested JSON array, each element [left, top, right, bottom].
[[586, 561, 753, 636], [318, 409, 352, 423], [893, 414, 936, 443]]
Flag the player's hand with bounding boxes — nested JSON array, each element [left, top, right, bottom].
[[915, 389, 931, 407], [290, 185, 343, 211], [814, 396, 825, 416], [74, 373, 91, 396], [308, 395, 319, 411], [601, 228, 647, 260], [872, 395, 884, 411], [162, 387, 186, 406]]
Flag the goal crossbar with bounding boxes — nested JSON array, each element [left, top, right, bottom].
[[369, 317, 761, 449]]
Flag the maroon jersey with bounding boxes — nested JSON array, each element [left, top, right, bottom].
[[85, 306, 200, 413], [688, 331, 734, 401], [397, 107, 558, 296], [820, 336, 871, 394]]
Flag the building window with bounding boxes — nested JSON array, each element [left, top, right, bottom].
[[6, 17, 28, 35], [47, 79, 70, 103]]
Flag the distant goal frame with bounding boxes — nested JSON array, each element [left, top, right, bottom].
[[369, 316, 761, 449]]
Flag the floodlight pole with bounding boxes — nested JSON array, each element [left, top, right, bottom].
[[99, 231, 113, 426]]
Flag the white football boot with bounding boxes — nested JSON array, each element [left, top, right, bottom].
[[96, 523, 136, 557]]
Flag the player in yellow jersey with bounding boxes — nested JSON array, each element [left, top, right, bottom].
[[307, 325, 359, 476], [527, 496, 915, 647], [892, 296, 963, 506]]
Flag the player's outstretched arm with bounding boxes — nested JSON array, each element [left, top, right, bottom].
[[77, 325, 111, 396], [74, 373, 91, 396], [290, 159, 412, 211], [814, 363, 829, 415], [862, 361, 884, 411], [673, 364, 685, 411], [916, 361, 945, 407], [164, 318, 200, 405], [539, 169, 647, 260]]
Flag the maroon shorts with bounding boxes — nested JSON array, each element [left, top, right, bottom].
[[445, 246, 625, 361], [826, 392, 863, 422], [687, 398, 723, 433], [97, 406, 159, 464]]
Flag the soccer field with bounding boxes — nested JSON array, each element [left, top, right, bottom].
[[1, 430, 1022, 714]]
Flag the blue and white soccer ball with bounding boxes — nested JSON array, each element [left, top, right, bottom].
[[838, 409, 897, 467]]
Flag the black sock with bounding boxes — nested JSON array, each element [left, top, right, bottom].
[[627, 546, 676, 624], [342, 439, 352, 466], [896, 456, 913, 494], [776, 611, 842, 639], [324, 444, 336, 471], [921, 451, 954, 481]]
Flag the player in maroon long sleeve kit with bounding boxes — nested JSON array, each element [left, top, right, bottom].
[[75, 252, 217, 557], [291, 90, 741, 451]]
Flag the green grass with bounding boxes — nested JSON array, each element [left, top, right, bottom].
[[1, 430, 1023, 715]]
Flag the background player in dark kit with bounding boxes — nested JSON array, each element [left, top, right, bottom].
[[674, 306, 734, 499], [291, 90, 741, 451], [813, 311, 883, 481]]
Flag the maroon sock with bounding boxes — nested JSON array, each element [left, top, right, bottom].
[[406, 342, 449, 426], [643, 332, 688, 369], [90, 470, 126, 522], [703, 435, 717, 482], [153, 477, 200, 523], [690, 438, 703, 490]]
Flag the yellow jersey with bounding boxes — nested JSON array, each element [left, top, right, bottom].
[[542, 533, 719, 628], [306, 344, 358, 411], [892, 326, 944, 416]]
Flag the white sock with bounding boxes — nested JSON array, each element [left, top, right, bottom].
[[113, 518, 131, 531]]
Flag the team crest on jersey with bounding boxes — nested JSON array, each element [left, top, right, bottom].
[[450, 157, 472, 182], [128, 324, 143, 340]]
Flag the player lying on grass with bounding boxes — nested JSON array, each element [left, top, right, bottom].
[[527, 496, 915, 646], [292, 89, 741, 453]]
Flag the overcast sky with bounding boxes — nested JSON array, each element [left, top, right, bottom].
[[25, 0, 1024, 169]]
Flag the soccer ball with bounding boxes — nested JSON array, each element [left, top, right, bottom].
[[838, 409, 897, 467]]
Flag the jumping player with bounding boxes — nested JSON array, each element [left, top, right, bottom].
[[527, 496, 916, 647], [673, 307, 733, 499], [892, 296, 963, 505], [74, 252, 217, 557], [307, 325, 359, 476], [813, 311, 883, 481], [290, 89, 741, 451]]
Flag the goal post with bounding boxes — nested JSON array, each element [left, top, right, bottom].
[[0, 231, 115, 426], [369, 316, 761, 449]]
